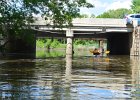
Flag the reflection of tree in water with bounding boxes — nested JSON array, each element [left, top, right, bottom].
[[0, 56, 135, 99], [0, 61, 36, 99], [34, 60, 66, 100], [0, 60, 68, 99], [36, 49, 66, 58]]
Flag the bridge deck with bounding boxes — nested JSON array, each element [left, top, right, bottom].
[[72, 18, 127, 27], [32, 17, 133, 35]]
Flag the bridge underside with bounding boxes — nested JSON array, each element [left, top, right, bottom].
[[107, 32, 130, 55], [36, 30, 131, 55], [75, 32, 131, 55]]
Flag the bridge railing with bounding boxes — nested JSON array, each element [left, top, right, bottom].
[[72, 18, 127, 27], [32, 17, 127, 27], [31, 17, 133, 33]]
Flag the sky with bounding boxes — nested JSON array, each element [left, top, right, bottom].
[[80, 0, 132, 16]]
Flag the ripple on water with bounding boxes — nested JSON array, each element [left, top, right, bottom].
[[0, 55, 139, 99]]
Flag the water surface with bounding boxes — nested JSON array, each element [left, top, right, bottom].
[[0, 54, 140, 99]]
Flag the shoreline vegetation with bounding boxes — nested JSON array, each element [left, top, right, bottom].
[[36, 38, 107, 58]]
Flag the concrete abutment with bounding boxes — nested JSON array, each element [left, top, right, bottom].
[[130, 26, 140, 56]]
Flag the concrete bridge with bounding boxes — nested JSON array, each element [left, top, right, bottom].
[[32, 18, 133, 38], [4, 17, 139, 58], [30, 17, 139, 56]]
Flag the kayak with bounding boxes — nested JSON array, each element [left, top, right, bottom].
[[89, 49, 100, 55], [89, 49, 110, 55], [105, 50, 110, 54]]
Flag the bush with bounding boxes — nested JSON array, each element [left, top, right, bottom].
[[36, 39, 45, 48]]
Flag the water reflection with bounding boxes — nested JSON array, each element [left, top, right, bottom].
[[71, 56, 132, 99], [130, 56, 140, 99], [36, 49, 65, 58], [65, 55, 72, 85], [0, 55, 140, 99], [0, 61, 36, 99]]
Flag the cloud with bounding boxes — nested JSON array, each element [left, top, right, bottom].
[[105, 0, 132, 11], [80, 0, 108, 16], [87, 0, 108, 8], [80, 0, 132, 16]]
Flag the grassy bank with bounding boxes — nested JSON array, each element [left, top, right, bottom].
[[36, 38, 102, 49], [36, 38, 107, 58]]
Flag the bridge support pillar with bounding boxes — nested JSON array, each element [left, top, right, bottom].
[[130, 26, 140, 56], [99, 40, 104, 48], [66, 29, 73, 56]]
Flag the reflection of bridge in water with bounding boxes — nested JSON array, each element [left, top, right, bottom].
[[31, 17, 140, 56], [64, 55, 140, 99]]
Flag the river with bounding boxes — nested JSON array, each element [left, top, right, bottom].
[[0, 49, 140, 99]]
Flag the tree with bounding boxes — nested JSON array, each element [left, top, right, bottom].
[[78, 14, 95, 18], [90, 14, 95, 18], [131, 0, 140, 13], [0, 0, 94, 54], [97, 8, 132, 18], [79, 14, 89, 18]]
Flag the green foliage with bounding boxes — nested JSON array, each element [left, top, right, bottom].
[[79, 8, 132, 19], [79, 14, 89, 18], [36, 39, 45, 48], [0, 0, 94, 48], [21, 30, 36, 45], [50, 39, 60, 48], [74, 39, 85, 45], [37, 38, 100, 49], [78, 14, 95, 18], [90, 14, 95, 18], [36, 50, 47, 58], [36, 49, 65, 58], [97, 8, 132, 18], [97, 12, 111, 18], [44, 39, 60, 48], [45, 39, 52, 48], [74, 39, 99, 46], [37, 38, 64, 49], [131, 0, 140, 13]]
